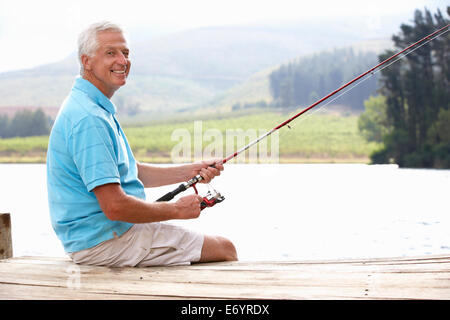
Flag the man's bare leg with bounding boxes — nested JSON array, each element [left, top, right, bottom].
[[197, 235, 238, 263]]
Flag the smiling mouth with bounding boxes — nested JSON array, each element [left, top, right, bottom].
[[111, 65, 127, 74], [111, 69, 126, 74]]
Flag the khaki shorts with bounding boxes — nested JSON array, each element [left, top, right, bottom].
[[68, 222, 204, 267]]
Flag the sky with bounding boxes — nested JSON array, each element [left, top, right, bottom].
[[0, 0, 446, 73]]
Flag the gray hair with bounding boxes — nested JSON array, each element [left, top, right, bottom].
[[77, 21, 125, 75]]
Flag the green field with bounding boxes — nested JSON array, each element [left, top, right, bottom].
[[0, 112, 380, 163]]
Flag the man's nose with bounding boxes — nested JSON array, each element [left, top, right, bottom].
[[116, 52, 128, 65]]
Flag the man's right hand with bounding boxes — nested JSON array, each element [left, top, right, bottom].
[[173, 194, 204, 219]]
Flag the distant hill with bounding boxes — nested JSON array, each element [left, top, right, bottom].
[[202, 38, 393, 112], [0, 17, 400, 116]]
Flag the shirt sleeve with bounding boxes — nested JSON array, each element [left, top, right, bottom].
[[68, 115, 121, 192]]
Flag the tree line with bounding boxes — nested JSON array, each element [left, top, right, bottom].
[[359, 7, 449, 168], [269, 48, 379, 110], [0, 109, 52, 138]]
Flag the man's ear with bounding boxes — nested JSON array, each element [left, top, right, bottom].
[[81, 54, 92, 71]]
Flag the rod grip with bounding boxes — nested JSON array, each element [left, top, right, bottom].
[[156, 184, 187, 202], [156, 162, 219, 202]]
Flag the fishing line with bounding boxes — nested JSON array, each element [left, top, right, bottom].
[[156, 24, 450, 207], [276, 26, 450, 143]]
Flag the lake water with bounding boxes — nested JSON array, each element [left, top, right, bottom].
[[1, 163, 449, 261]]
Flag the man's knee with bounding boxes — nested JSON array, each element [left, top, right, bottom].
[[199, 235, 238, 262], [219, 236, 238, 261]]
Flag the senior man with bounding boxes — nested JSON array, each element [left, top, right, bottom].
[[47, 21, 237, 267]]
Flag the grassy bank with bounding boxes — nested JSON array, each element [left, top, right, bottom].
[[0, 112, 380, 163], [0, 136, 49, 163]]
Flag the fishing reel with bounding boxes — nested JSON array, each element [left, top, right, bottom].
[[200, 189, 225, 210], [156, 172, 225, 210], [192, 184, 225, 210]]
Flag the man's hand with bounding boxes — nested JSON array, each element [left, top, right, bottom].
[[189, 159, 224, 183], [173, 194, 204, 219], [93, 183, 205, 223], [137, 159, 224, 188]]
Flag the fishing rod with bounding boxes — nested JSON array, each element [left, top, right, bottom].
[[156, 23, 450, 209]]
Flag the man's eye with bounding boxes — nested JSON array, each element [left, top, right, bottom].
[[107, 51, 114, 56]]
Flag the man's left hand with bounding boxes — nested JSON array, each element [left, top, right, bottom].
[[190, 159, 224, 183]]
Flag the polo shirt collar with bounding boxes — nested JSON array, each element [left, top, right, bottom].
[[73, 76, 117, 115]]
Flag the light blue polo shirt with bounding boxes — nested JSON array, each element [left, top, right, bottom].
[[47, 77, 145, 253]]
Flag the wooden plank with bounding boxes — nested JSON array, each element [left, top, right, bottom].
[[0, 282, 219, 300], [1, 254, 450, 299], [0, 283, 180, 300], [0, 284, 228, 300], [0, 260, 365, 299], [364, 272, 450, 299], [0, 213, 13, 259]]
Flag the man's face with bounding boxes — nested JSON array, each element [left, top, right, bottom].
[[82, 31, 130, 98]]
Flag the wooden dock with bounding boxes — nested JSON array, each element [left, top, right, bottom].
[[1, 214, 450, 300], [2, 254, 450, 300]]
